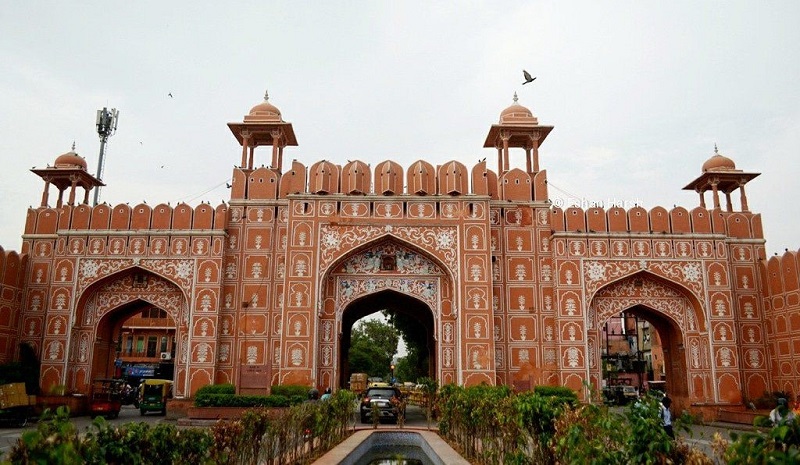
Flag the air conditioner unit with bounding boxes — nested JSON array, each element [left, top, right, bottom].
[[160, 352, 172, 360]]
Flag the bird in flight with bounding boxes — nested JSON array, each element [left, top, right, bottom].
[[168, 92, 173, 98], [522, 70, 536, 85]]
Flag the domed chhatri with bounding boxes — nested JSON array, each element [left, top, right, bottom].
[[53, 148, 88, 170], [245, 90, 282, 122], [499, 92, 538, 125], [701, 145, 737, 173], [30, 143, 102, 208]]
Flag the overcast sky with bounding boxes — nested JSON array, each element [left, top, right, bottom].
[[1, 2, 798, 258]]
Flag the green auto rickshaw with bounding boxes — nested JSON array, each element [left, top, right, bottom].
[[138, 379, 173, 416]]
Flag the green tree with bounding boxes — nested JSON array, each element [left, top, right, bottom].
[[348, 318, 399, 377], [385, 310, 431, 380]]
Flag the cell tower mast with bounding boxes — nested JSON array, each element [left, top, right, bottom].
[[93, 107, 119, 206]]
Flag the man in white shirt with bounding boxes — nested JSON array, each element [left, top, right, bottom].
[[769, 398, 796, 425], [660, 396, 674, 439]]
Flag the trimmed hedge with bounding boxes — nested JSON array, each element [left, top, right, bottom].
[[193, 383, 311, 408], [194, 383, 235, 396], [194, 393, 291, 408], [270, 384, 311, 398]]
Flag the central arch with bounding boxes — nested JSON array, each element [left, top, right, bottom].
[[316, 237, 457, 389], [338, 290, 435, 388]]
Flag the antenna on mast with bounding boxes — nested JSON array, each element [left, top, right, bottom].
[[93, 107, 119, 206]]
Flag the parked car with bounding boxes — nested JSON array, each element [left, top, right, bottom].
[[360, 386, 404, 423]]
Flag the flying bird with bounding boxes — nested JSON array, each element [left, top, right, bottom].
[[226, 183, 232, 188], [168, 92, 173, 98], [522, 70, 536, 85]]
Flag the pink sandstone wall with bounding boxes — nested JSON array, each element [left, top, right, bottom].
[[763, 250, 800, 398], [0, 248, 26, 362]]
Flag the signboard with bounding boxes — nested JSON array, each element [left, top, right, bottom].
[[126, 366, 156, 378], [239, 364, 271, 395]]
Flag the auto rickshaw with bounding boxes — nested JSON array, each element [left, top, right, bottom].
[[90, 378, 125, 419], [138, 379, 173, 416]]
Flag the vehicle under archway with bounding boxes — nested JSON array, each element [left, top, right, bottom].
[[589, 272, 710, 409], [599, 305, 681, 403], [339, 290, 435, 389], [93, 299, 177, 386]]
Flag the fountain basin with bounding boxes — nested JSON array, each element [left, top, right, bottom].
[[313, 430, 469, 465]]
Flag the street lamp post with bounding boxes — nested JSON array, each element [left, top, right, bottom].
[[390, 364, 395, 384]]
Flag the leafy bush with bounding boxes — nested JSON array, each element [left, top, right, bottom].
[[195, 383, 236, 396], [4, 407, 215, 465], [753, 415, 771, 427], [193, 383, 306, 408], [533, 385, 579, 405], [436, 384, 708, 464], [194, 393, 291, 408], [723, 417, 800, 462], [4, 407, 88, 464], [4, 391, 358, 465]]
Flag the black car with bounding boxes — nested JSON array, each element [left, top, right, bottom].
[[359, 386, 404, 423]]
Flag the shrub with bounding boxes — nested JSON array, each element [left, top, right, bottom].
[[195, 383, 236, 396], [754, 415, 771, 427], [4, 392, 357, 465], [4, 407, 87, 464], [724, 417, 800, 462], [271, 384, 310, 398], [193, 382, 305, 408], [533, 385, 579, 405], [194, 393, 291, 408]]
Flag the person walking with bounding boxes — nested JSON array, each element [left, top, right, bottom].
[[661, 396, 674, 439], [320, 387, 332, 401], [769, 398, 796, 425]]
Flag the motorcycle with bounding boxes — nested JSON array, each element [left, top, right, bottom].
[[120, 383, 139, 408]]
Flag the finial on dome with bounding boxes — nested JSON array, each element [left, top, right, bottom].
[[513, 92, 518, 104], [264, 90, 269, 101], [71, 141, 76, 151], [714, 143, 718, 155]]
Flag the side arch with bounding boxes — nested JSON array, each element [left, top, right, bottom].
[[588, 272, 714, 408], [68, 268, 189, 395], [584, 263, 707, 332]]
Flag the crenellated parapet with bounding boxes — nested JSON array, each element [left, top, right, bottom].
[[226, 93, 551, 203], [23, 202, 228, 238], [228, 159, 550, 202], [0, 247, 27, 362], [761, 249, 800, 396], [549, 205, 763, 239]]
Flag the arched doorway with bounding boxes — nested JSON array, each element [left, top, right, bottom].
[[315, 238, 457, 389], [93, 300, 178, 385], [598, 304, 686, 399], [68, 268, 187, 395], [339, 290, 435, 388], [588, 272, 711, 408]]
